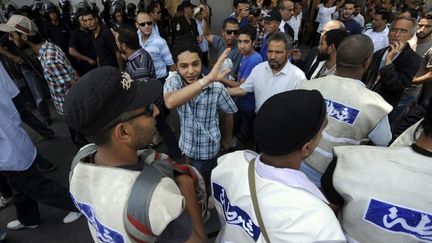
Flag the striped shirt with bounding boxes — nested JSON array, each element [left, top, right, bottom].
[[163, 72, 238, 160], [125, 48, 156, 81], [137, 31, 174, 79], [38, 41, 76, 115], [0, 62, 36, 171]]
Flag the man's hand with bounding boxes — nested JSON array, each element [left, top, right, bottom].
[[386, 41, 405, 65], [205, 48, 232, 83], [87, 59, 97, 65]]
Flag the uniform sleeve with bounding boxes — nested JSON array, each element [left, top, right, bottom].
[[321, 158, 345, 207], [368, 115, 392, 146], [217, 85, 238, 113], [104, 29, 118, 51]]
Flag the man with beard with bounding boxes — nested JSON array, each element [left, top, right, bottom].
[[339, 0, 361, 34], [309, 29, 349, 79], [292, 20, 345, 79], [228, 32, 306, 113]]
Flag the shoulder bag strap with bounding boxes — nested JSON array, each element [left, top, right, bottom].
[[248, 159, 271, 243]]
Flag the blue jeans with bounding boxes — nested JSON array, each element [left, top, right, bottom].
[[191, 157, 217, 195]]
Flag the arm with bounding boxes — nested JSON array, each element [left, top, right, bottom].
[[69, 48, 96, 65], [0, 45, 24, 64], [201, 7, 214, 44], [164, 49, 232, 109], [227, 86, 247, 96], [413, 70, 432, 85], [220, 77, 241, 87], [175, 175, 206, 243]]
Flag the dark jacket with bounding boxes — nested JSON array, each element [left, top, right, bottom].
[[362, 44, 421, 108]]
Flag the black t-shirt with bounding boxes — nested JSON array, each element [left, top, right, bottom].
[[93, 24, 119, 68], [69, 28, 97, 60], [172, 16, 199, 42], [44, 21, 71, 54], [321, 143, 432, 207]]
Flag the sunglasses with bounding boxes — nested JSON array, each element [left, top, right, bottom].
[[137, 21, 153, 27], [225, 29, 239, 35], [100, 104, 154, 132]]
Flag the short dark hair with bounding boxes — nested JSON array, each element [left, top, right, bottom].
[[324, 29, 349, 49], [146, 2, 158, 14], [222, 17, 239, 30], [424, 96, 432, 138], [336, 34, 373, 70], [375, 8, 390, 22], [173, 36, 202, 63], [421, 11, 432, 20], [239, 25, 257, 41], [401, 7, 419, 19], [117, 26, 141, 50], [343, 0, 356, 7], [233, 0, 248, 8], [268, 32, 293, 52]]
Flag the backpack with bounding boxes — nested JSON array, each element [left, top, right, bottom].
[[71, 144, 207, 242]]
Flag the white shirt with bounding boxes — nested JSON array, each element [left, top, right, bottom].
[[353, 14, 365, 27], [316, 5, 336, 33], [240, 61, 306, 113], [364, 27, 389, 52], [287, 13, 302, 41], [0, 62, 36, 171]]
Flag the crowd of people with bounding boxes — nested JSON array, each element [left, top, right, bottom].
[[0, 0, 431, 242]]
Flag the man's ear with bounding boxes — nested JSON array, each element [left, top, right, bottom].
[[299, 140, 315, 158], [21, 34, 28, 41], [112, 123, 133, 144]]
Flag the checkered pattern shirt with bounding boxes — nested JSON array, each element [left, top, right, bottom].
[[164, 72, 238, 160], [38, 41, 76, 115]]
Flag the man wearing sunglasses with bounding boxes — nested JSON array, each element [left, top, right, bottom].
[[64, 67, 206, 242], [136, 11, 176, 82]]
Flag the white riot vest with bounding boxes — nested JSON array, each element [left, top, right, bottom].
[[69, 146, 184, 243], [390, 120, 423, 148], [211, 150, 346, 243], [299, 75, 392, 173], [333, 145, 432, 243]]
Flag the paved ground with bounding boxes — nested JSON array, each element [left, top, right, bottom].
[[0, 106, 220, 242]]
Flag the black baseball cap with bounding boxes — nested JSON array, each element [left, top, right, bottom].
[[63, 66, 161, 136], [254, 90, 327, 156], [263, 9, 282, 22]]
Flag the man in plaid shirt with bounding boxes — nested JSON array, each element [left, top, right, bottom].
[[164, 38, 237, 191], [1, 15, 86, 147]]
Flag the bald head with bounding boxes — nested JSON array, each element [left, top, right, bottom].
[[322, 20, 346, 36], [336, 34, 373, 71]]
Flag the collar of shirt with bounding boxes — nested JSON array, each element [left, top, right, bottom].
[[264, 60, 293, 76], [38, 41, 50, 60], [254, 154, 329, 203], [138, 30, 156, 46], [128, 48, 146, 61]]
